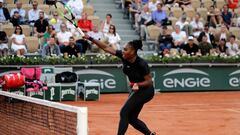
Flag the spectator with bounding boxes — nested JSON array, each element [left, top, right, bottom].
[[10, 2, 26, 24], [49, 11, 62, 32], [182, 36, 198, 55], [42, 25, 56, 47], [28, 0, 40, 26], [87, 25, 104, 52], [0, 31, 8, 56], [63, 36, 80, 58], [214, 24, 230, 44], [34, 11, 49, 38], [122, 0, 132, 19], [42, 37, 61, 57], [104, 24, 121, 50], [11, 26, 27, 56], [56, 23, 73, 53], [226, 35, 239, 56], [129, 0, 142, 27], [198, 23, 216, 47], [207, 5, 222, 28], [87, 25, 104, 41], [66, 0, 83, 20], [158, 26, 173, 55], [190, 13, 204, 37], [100, 14, 113, 34], [0, 0, 10, 23], [222, 4, 232, 26], [216, 38, 227, 54], [148, 0, 161, 12], [151, 3, 168, 27], [237, 7, 240, 27], [164, 0, 176, 8], [228, 0, 238, 10], [77, 12, 93, 33], [176, 15, 191, 36], [10, 11, 21, 26], [138, 5, 152, 40], [198, 35, 213, 56], [175, 0, 191, 8], [171, 24, 187, 49]]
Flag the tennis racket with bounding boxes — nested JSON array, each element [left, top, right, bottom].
[[53, 1, 85, 36]]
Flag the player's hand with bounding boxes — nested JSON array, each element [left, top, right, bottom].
[[129, 82, 134, 87], [132, 83, 139, 91]]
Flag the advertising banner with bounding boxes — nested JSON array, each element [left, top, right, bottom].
[[74, 68, 128, 93], [152, 67, 240, 91]]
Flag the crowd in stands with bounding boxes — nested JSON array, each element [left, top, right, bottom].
[[123, 0, 240, 57], [0, 0, 121, 58], [0, 0, 240, 59]]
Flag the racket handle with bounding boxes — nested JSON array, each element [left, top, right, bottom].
[[76, 27, 85, 36]]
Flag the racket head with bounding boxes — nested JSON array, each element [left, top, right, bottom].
[[54, 1, 76, 25], [53, 1, 85, 36]]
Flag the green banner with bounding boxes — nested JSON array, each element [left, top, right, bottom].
[[152, 67, 240, 91], [45, 83, 61, 101], [74, 68, 128, 93], [61, 83, 77, 101]]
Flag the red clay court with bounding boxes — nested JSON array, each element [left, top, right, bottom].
[[64, 91, 240, 135]]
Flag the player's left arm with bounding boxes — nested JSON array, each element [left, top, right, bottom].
[[136, 74, 153, 88]]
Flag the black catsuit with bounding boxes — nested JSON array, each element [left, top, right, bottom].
[[115, 50, 155, 135]]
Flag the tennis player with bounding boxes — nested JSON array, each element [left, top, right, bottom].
[[84, 35, 156, 135]]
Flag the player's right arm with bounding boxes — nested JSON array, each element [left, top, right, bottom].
[[84, 35, 116, 55]]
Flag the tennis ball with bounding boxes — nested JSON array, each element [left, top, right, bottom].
[[50, 18, 57, 24]]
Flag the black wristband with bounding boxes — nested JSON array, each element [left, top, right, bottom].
[[89, 37, 94, 41]]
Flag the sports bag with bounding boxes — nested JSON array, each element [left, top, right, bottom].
[[1, 73, 25, 90], [21, 67, 42, 80], [55, 71, 77, 83]]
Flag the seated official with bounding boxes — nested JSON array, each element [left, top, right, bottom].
[[63, 36, 80, 58], [42, 37, 61, 57]]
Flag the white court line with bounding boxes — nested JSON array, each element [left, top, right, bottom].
[[90, 108, 236, 114], [226, 109, 240, 113], [147, 102, 240, 107]]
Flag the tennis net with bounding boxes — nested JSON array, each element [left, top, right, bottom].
[[0, 90, 88, 135]]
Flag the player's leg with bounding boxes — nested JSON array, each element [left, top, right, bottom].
[[129, 87, 155, 134]]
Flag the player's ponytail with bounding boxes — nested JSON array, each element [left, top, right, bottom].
[[128, 40, 143, 52]]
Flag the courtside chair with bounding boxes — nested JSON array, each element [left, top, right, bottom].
[[168, 17, 178, 27], [229, 27, 240, 40], [170, 7, 183, 19], [87, 15, 100, 28], [184, 7, 196, 19], [83, 5, 94, 16], [21, 25, 32, 36], [1, 23, 14, 37], [146, 25, 161, 51], [25, 36, 39, 53], [191, 0, 202, 9], [196, 7, 208, 21], [201, 0, 213, 8], [17, 0, 30, 4], [215, 0, 226, 9], [4, 0, 14, 5], [38, 4, 50, 15], [6, 4, 15, 12]]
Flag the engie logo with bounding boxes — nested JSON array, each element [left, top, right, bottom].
[[229, 70, 240, 87], [163, 68, 210, 88], [75, 69, 116, 89]]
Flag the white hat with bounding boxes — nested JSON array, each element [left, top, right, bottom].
[[0, 0, 3, 3], [188, 36, 194, 40]]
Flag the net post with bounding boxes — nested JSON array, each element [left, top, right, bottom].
[[77, 107, 88, 135]]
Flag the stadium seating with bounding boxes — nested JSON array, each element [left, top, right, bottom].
[[25, 36, 39, 53]]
